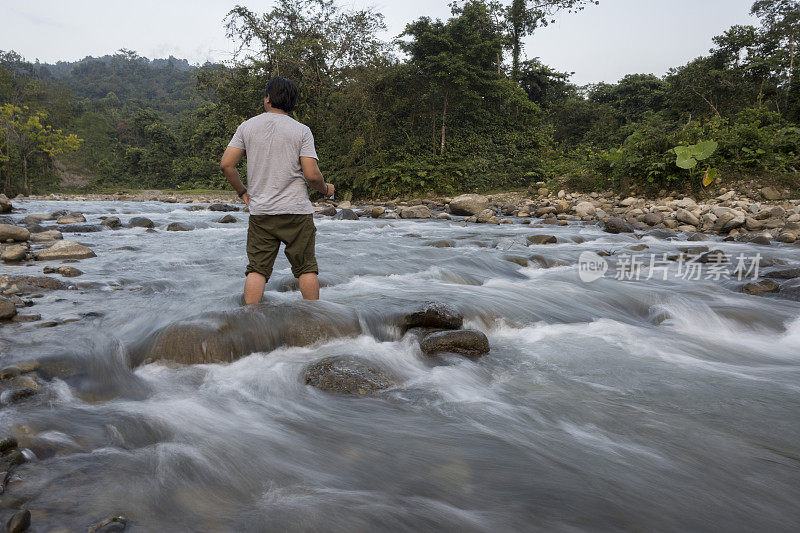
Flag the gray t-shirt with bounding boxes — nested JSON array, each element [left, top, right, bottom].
[[228, 113, 318, 215]]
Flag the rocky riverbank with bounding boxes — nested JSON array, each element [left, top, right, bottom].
[[11, 182, 800, 243]]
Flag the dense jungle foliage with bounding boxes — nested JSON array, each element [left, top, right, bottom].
[[1, 0, 799, 197]]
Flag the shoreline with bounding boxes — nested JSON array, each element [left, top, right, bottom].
[[11, 184, 800, 244]]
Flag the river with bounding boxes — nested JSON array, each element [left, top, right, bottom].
[[1, 199, 799, 532]]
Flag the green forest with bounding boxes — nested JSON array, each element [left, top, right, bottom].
[[1, 0, 799, 198]]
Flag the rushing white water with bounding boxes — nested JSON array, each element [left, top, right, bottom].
[[1, 199, 800, 531]]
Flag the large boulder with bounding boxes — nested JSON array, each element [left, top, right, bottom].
[[134, 301, 362, 366], [303, 356, 395, 395], [401, 302, 463, 332], [35, 240, 96, 261], [419, 330, 490, 358], [0, 224, 30, 242], [400, 205, 432, 219], [128, 217, 154, 228], [370, 206, 386, 218], [449, 194, 490, 216]]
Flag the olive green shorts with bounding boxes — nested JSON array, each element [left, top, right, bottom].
[[245, 214, 318, 280]]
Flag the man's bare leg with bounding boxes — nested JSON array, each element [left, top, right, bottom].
[[244, 272, 267, 305], [298, 273, 320, 300]]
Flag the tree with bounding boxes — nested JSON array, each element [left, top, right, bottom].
[[1, 104, 80, 194], [401, 1, 506, 154], [505, 0, 599, 80]]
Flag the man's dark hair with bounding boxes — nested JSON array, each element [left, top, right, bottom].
[[265, 77, 299, 113]]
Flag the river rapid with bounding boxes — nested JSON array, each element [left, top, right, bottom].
[[1, 199, 800, 532]]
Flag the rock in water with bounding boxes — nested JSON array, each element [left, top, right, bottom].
[[303, 355, 394, 395], [0, 224, 30, 242], [526, 234, 557, 245], [166, 222, 193, 231], [419, 330, 490, 358], [1, 244, 27, 262], [603, 218, 634, 234], [741, 279, 779, 295], [128, 217, 155, 228], [29, 230, 62, 242], [101, 216, 122, 228], [208, 203, 238, 212], [399, 205, 432, 219], [449, 194, 490, 216], [0, 194, 12, 213], [0, 297, 17, 320], [401, 302, 464, 331], [217, 214, 237, 223], [334, 208, 359, 220], [56, 213, 85, 224], [319, 206, 337, 216], [35, 240, 96, 261], [5, 509, 31, 533], [135, 301, 362, 365], [765, 268, 800, 280]]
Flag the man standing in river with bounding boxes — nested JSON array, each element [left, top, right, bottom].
[[220, 77, 334, 304]]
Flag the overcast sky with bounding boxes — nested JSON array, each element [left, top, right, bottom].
[[1, 0, 758, 85]]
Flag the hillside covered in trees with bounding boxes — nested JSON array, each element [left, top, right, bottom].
[[1, 0, 799, 198]]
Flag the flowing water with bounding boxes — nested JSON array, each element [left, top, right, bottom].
[[2, 200, 800, 532]]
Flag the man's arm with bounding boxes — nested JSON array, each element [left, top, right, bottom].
[[301, 156, 334, 197], [220, 147, 249, 205]]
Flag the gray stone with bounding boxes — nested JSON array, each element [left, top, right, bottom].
[[604, 218, 634, 234], [334, 208, 360, 220], [35, 240, 96, 261], [527, 234, 557, 245], [765, 268, 800, 280], [1, 244, 27, 262], [217, 214, 237, 223], [303, 356, 394, 395], [128, 216, 154, 228], [401, 302, 464, 332], [29, 230, 62, 242], [0, 194, 12, 213], [56, 213, 86, 224], [0, 297, 16, 320], [5, 509, 30, 533], [741, 279, 779, 295], [208, 203, 238, 212], [419, 330, 490, 358], [101, 216, 122, 228], [0, 224, 30, 242], [761, 186, 782, 200], [449, 194, 490, 216], [166, 222, 193, 231], [136, 301, 362, 366], [399, 205, 432, 219]]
